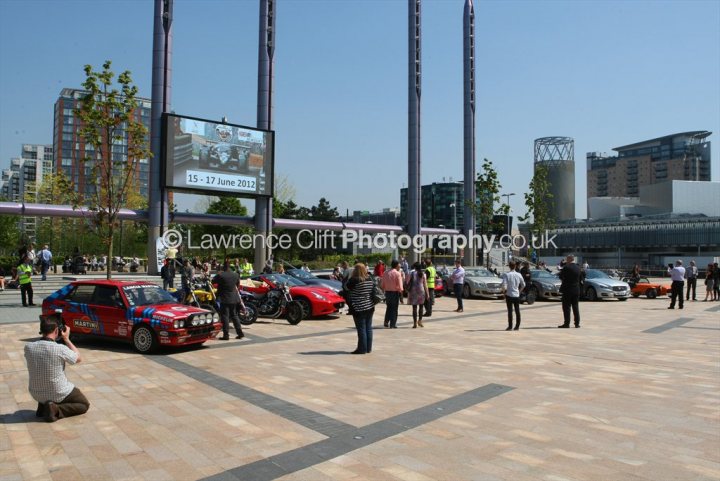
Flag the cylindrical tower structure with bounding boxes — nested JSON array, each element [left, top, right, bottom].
[[407, 0, 422, 263], [147, 0, 173, 275], [534, 136, 575, 222], [255, 0, 275, 273], [462, 0, 476, 265]]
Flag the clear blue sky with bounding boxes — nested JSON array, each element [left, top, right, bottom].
[[1, 0, 719, 220]]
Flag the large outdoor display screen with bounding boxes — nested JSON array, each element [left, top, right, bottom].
[[163, 113, 274, 197]]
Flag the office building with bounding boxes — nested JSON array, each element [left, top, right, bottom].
[[586, 131, 711, 201], [344, 208, 401, 226], [400, 181, 465, 230], [0, 144, 54, 239], [54, 88, 152, 197]]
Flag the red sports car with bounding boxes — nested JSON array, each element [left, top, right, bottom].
[[41, 280, 221, 353], [240, 273, 345, 319], [623, 277, 671, 299]]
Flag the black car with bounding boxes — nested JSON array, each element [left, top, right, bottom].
[[198, 143, 249, 172], [285, 268, 343, 294]]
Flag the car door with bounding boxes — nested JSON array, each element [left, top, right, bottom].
[[90, 285, 128, 339], [63, 284, 99, 335]]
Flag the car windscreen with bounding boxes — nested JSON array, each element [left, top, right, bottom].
[[122, 284, 178, 307], [465, 269, 494, 277], [287, 268, 314, 280], [532, 271, 558, 280], [259, 274, 306, 286], [584, 269, 610, 280]]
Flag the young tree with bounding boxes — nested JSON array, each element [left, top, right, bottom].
[[473, 158, 508, 237], [519, 163, 556, 246], [0, 196, 20, 256], [63, 60, 151, 279]]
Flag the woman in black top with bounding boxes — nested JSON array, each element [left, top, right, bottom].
[[347, 263, 375, 354]]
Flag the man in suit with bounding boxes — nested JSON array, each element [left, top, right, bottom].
[[559, 254, 584, 328], [212, 262, 245, 340]]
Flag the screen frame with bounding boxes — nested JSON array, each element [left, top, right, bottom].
[[162, 112, 275, 199]]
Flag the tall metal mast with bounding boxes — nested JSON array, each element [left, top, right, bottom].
[[408, 0, 422, 263], [463, 0, 476, 265], [147, 0, 173, 275], [255, 0, 275, 273]]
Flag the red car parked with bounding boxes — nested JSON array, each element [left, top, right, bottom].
[[41, 280, 220, 353], [240, 273, 345, 319]]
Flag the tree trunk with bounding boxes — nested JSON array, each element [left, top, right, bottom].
[[106, 226, 114, 280]]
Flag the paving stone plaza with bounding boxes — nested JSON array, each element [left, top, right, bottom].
[[1, 293, 719, 481]]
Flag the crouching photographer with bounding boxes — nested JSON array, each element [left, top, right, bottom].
[[24, 315, 90, 422]]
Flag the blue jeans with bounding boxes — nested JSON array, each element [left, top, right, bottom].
[[353, 308, 374, 353], [384, 291, 400, 327], [454, 283, 464, 310]]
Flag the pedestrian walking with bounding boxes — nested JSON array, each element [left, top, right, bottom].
[[38, 245, 53, 280], [502, 261, 525, 330], [212, 262, 245, 340], [713, 262, 720, 301], [667, 260, 686, 309], [24, 316, 90, 422], [558, 255, 583, 328], [406, 262, 429, 328], [347, 263, 375, 354], [685, 260, 698, 301], [18, 254, 34, 306], [449, 259, 465, 312], [381, 260, 403, 328], [703, 264, 715, 301]]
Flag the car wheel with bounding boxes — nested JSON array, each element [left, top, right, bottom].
[[586, 287, 598, 302], [462, 284, 471, 299], [296, 298, 312, 319], [133, 325, 157, 354], [646, 288, 657, 299], [286, 301, 303, 325], [632, 292, 640, 298]]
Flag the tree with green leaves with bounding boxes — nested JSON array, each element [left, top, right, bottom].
[[310, 197, 340, 221], [191, 196, 250, 258], [519, 163, 556, 249], [61, 60, 151, 278], [474, 158, 509, 236], [0, 196, 20, 256]]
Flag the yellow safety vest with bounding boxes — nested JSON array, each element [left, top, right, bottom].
[[18, 264, 33, 285], [426, 265, 436, 288]]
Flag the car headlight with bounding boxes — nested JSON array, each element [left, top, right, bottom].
[[475, 282, 486, 288], [540, 283, 554, 290], [311, 292, 326, 301], [174, 319, 184, 329]]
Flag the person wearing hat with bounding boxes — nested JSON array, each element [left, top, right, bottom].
[[667, 260, 686, 309]]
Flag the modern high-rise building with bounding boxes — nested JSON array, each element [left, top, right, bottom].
[[0, 144, 54, 239], [586, 131, 712, 201], [53, 88, 152, 197], [400, 181, 466, 230]]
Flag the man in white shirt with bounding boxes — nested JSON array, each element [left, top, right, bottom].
[[24, 316, 90, 422], [501, 261, 526, 330], [667, 260, 686, 310]]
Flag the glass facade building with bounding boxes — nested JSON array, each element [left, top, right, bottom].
[[53, 88, 152, 197]]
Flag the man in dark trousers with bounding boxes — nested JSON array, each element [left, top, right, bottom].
[[212, 262, 245, 340], [559, 254, 584, 328]]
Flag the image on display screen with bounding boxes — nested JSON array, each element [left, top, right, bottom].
[[164, 113, 274, 197]]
